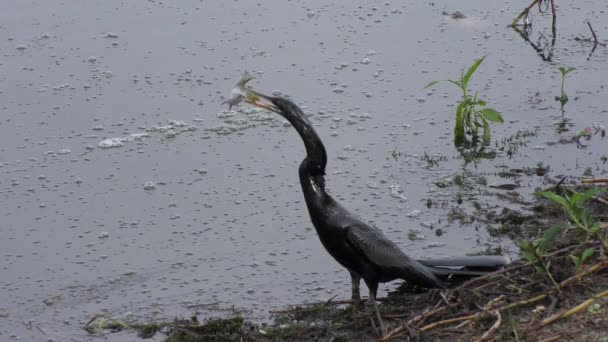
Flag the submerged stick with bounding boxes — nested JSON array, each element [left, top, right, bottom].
[[511, 0, 542, 27], [587, 21, 598, 44]]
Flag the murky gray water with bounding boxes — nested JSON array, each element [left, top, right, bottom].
[[1, 0, 607, 340]]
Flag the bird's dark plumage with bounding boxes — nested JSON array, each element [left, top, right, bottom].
[[243, 93, 508, 300]]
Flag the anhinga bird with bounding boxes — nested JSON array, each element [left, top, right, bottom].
[[226, 75, 509, 302]]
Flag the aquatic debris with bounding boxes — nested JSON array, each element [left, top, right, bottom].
[[98, 133, 150, 148], [576, 127, 593, 148], [207, 106, 276, 135], [42, 293, 63, 306], [489, 183, 520, 190], [408, 228, 426, 241], [442, 11, 466, 19], [406, 210, 422, 218], [217, 110, 237, 118], [102, 32, 119, 38], [143, 120, 197, 139], [143, 182, 156, 190], [205, 120, 256, 135], [335, 63, 349, 70], [98, 138, 124, 148], [424, 242, 446, 249], [389, 183, 407, 201]]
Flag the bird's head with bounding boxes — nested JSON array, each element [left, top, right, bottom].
[[225, 74, 301, 118]]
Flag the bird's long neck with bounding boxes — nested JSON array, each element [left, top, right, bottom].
[[274, 100, 329, 207]]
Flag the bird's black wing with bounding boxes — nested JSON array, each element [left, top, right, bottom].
[[345, 224, 444, 288]]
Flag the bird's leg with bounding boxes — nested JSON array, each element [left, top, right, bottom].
[[369, 292, 385, 337], [350, 272, 361, 301], [366, 281, 378, 303], [361, 279, 384, 336]]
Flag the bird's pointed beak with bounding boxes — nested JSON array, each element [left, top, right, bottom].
[[244, 90, 281, 113]]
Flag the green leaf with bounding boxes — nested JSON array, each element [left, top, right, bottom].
[[573, 188, 604, 207], [590, 222, 602, 233], [477, 100, 487, 106], [462, 55, 486, 91], [536, 191, 570, 210], [581, 210, 591, 228], [425, 80, 441, 89], [539, 224, 562, 249], [481, 108, 504, 123], [587, 303, 601, 315], [468, 108, 477, 134], [581, 247, 595, 262], [447, 79, 463, 90], [482, 118, 490, 144], [454, 102, 466, 146], [569, 255, 580, 266], [558, 67, 575, 76], [520, 250, 536, 263]]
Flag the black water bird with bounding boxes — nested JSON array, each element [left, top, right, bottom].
[[230, 78, 509, 301]]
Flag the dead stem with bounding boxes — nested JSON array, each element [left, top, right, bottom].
[[582, 178, 608, 184], [382, 259, 607, 340], [542, 289, 608, 326], [539, 334, 562, 342], [476, 310, 501, 342], [381, 305, 449, 340]]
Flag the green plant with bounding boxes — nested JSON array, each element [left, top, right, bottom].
[[536, 188, 606, 247], [426, 56, 504, 146], [517, 224, 562, 288], [555, 67, 575, 113], [569, 247, 596, 271]]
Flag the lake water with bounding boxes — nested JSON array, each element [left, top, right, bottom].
[[1, 0, 606, 340]]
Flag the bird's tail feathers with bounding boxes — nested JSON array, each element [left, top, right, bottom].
[[417, 255, 510, 270]]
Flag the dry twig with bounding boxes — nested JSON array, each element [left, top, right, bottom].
[[582, 178, 608, 184], [542, 289, 608, 326], [383, 259, 607, 340], [476, 311, 502, 342], [539, 334, 562, 342]]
